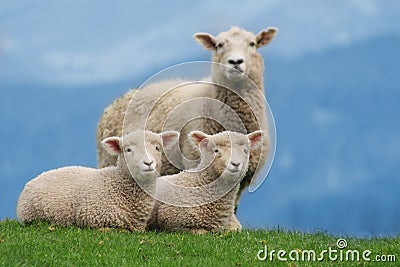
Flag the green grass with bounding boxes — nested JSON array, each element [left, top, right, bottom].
[[0, 220, 399, 266]]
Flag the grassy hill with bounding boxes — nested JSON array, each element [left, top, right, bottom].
[[0, 220, 398, 266]]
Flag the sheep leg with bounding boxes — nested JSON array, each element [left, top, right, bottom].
[[223, 214, 242, 232]]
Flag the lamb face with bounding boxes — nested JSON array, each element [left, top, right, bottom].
[[189, 130, 265, 184], [102, 130, 180, 182]]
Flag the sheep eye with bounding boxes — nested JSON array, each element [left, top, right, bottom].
[[216, 43, 224, 49], [126, 148, 132, 153], [213, 148, 219, 153], [155, 145, 160, 152], [249, 41, 256, 47]]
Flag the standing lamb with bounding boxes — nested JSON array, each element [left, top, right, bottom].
[[96, 26, 277, 206], [17, 130, 179, 231], [148, 130, 265, 233]]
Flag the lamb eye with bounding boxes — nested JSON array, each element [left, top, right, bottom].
[[249, 41, 256, 47], [213, 148, 219, 153], [126, 148, 132, 153], [216, 43, 224, 49], [155, 145, 160, 152]]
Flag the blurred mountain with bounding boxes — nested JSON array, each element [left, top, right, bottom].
[[1, 34, 399, 237]]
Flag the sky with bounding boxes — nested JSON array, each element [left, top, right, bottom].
[[1, 0, 399, 85], [1, 0, 400, 237]]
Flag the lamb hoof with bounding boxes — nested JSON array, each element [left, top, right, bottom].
[[190, 229, 209, 235], [225, 215, 242, 232]]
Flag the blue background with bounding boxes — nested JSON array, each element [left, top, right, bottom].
[[1, 1, 399, 237]]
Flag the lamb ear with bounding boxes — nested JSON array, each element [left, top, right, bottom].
[[188, 131, 209, 149], [102, 137, 122, 155], [193, 32, 217, 50], [161, 131, 180, 150], [256, 27, 278, 48], [247, 130, 265, 150]]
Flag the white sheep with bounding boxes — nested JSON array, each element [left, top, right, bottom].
[[147, 130, 265, 233], [96, 26, 277, 207], [17, 130, 179, 231]]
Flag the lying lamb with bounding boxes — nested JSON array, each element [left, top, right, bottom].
[[148, 130, 264, 233], [17, 130, 179, 231]]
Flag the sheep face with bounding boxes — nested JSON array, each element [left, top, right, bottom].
[[189, 130, 265, 179], [194, 26, 277, 84], [102, 131, 179, 179]]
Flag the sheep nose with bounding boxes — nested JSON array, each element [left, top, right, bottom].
[[228, 58, 244, 66], [143, 160, 153, 166], [231, 161, 241, 167]]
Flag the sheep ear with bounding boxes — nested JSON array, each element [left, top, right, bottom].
[[161, 131, 180, 150], [188, 131, 209, 149], [247, 130, 265, 150], [102, 137, 122, 155], [193, 32, 217, 50], [256, 27, 278, 48]]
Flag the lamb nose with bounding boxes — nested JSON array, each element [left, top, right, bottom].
[[144, 160, 153, 166], [228, 59, 244, 65], [231, 161, 241, 167]]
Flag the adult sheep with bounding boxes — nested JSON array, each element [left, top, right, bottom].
[[97, 26, 277, 206], [17, 130, 179, 231]]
